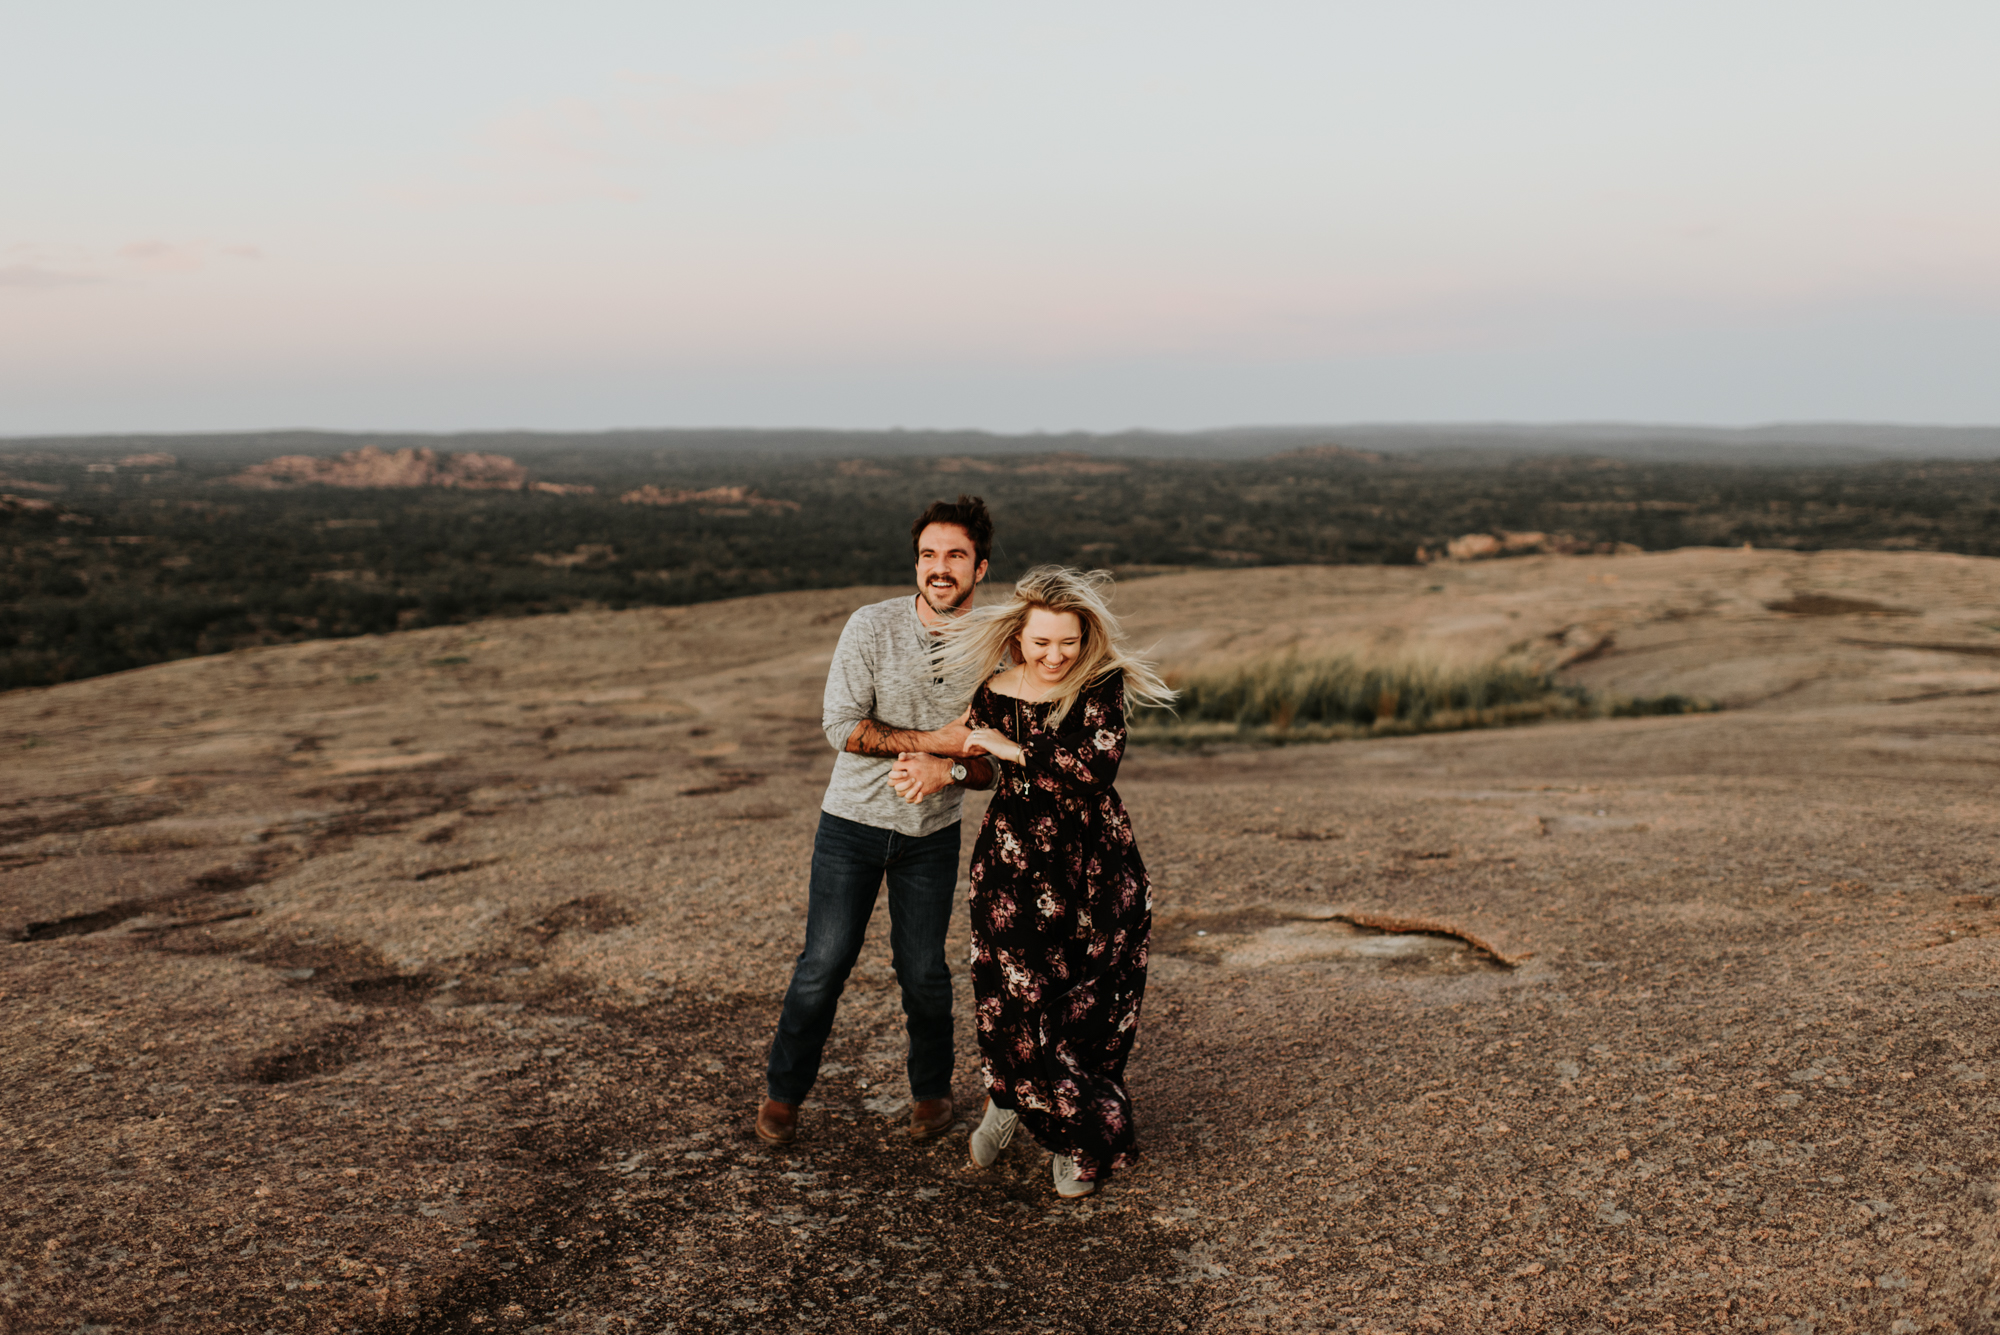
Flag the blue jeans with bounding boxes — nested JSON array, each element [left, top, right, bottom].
[[765, 811, 961, 1105]]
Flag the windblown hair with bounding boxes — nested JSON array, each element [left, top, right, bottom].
[[933, 566, 1176, 729]]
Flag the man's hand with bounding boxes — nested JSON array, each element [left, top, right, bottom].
[[889, 752, 959, 804]]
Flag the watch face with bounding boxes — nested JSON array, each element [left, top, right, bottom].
[[950, 763, 967, 782]]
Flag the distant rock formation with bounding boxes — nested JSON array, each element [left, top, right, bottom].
[[1449, 531, 1551, 560], [531, 544, 618, 568], [2, 494, 90, 522], [618, 485, 800, 512], [1425, 531, 1643, 562], [228, 446, 533, 491]]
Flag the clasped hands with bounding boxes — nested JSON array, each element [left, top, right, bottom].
[[886, 711, 1026, 804]]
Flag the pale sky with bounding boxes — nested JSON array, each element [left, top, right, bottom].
[[4, 2, 1998, 434]]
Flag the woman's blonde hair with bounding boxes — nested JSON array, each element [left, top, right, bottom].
[[933, 566, 1176, 728]]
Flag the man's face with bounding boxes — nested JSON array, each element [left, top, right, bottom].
[[915, 522, 988, 616]]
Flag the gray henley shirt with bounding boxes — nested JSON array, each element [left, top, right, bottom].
[[819, 594, 966, 837]]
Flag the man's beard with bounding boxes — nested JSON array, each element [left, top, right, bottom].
[[921, 580, 973, 616]]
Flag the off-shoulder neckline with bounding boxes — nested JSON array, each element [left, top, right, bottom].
[[977, 678, 1054, 706]]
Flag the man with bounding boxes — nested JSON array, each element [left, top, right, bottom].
[[756, 495, 997, 1145]]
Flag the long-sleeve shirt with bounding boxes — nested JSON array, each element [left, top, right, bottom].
[[819, 595, 967, 837]]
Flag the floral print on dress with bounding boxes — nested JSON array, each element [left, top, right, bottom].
[[966, 670, 1150, 1185]]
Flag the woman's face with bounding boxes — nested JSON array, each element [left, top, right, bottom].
[[1018, 608, 1083, 687]]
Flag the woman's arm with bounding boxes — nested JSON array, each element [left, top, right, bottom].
[[964, 681, 1025, 765], [966, 727, 1024, 765]]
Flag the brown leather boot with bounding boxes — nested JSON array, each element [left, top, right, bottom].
[[755, 1099, 798, 1145], [909, 1096, 955, 1140]]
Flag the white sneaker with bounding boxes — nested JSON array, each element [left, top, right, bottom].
[[967, 1098, 1018, 1169], [1052, 1153, 1098, 1199]]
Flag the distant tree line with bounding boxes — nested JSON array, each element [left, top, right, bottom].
[[4, 448, 1998, 691]]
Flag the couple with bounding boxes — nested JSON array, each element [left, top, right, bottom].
[[754, 495, 1172, 1199]]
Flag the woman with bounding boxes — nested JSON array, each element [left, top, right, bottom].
[[934, 566, 1175, 1199]]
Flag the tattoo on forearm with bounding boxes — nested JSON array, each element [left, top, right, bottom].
[[847, 719, 930, 757]]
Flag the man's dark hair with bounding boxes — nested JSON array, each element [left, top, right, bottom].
[[911, 494, 993, 565]]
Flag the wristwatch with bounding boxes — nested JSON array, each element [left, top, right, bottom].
[[949, 762, 968, 784]]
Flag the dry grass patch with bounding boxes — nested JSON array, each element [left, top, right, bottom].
[[1131, 649, 1712, 746]]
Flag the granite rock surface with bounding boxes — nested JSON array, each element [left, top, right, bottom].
[[4, 548, 1998, 1333]]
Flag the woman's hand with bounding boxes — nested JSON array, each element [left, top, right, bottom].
[[966, 727, 1025, 765]]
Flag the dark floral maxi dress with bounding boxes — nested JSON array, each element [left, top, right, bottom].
[[966, 669, 1150, 1185]]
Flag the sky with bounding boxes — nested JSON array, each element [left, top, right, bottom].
[[4, 2, 1998, 435]]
